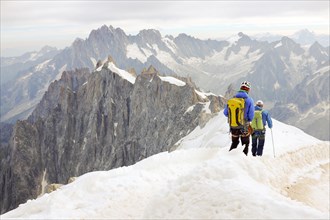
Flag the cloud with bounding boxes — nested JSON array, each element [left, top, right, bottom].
[[2, 1, 329, 26], [1, 1, 329, 56]]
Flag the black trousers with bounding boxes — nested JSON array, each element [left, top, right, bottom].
[[229, 128, 250, 155]]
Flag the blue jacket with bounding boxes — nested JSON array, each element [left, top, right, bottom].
[[255, 105, 273, 129], [223, 90, 255, 122]]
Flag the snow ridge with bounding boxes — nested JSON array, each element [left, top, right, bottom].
[[2, 114, 328, 219]]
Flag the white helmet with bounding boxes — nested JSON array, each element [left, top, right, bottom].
[[256, 100, 264, 107], [240, 81, 251, 90]]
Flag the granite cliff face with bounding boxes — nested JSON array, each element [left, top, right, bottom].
[[0, 62, 224, 214]]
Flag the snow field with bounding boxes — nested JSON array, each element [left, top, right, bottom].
[[1, 114, 329, 219]]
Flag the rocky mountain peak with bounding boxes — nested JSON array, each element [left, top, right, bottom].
[[276, 36, 304, 55], [88, 25, 127, 45], [142, 65, 158, 76], [101, 24, 111, 32], [72, 38, 85, 50], [95, 60, 103, 69], [165, 35, 174, 40], [89, 25, 112, 38], [224, 32, 259, 59], [107, 55, 116, 64], [309, 41, 325, 54], [309, 41, 328, 64], [293, 29, 315, 37], [176, 33, 196, 41], [280, 36, 299, 47], [236, 32, 254, 46], [98, 24, 125, 36], [39, 45, 57, 54], [137, 29, 162, 42], [73, 37, 84, 44], [292, 29, 316, 44], [127, 68, 137, 77], [0, 63, 225, 214], [112, 26, 127, 38], [139, 28, 161, 36], [238, 32, 250, 39]]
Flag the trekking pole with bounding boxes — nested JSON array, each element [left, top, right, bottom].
[[270, 128, 275, 158]]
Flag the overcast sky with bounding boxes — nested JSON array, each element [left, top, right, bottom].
[[1, 0, 329, 57]]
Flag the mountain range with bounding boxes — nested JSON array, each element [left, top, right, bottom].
[[0, 25, 329, 142], [251, 29, 330, 47]]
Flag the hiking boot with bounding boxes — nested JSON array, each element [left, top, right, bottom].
[[229, 145, 236, 151], [243, 146, 248, 156]]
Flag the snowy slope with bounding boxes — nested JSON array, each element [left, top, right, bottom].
[[1, 113, 329, 219]]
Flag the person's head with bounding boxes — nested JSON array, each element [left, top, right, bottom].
[[256, 100, 264, 108], [240, 81, 251, 93]]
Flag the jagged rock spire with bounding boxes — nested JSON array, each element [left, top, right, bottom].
[[96, 60, 103, 69], [102, 55, 117, 69], [142, 65, 158, 75], [107, 55, 116, 65], [127, 68, 137, 77]]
